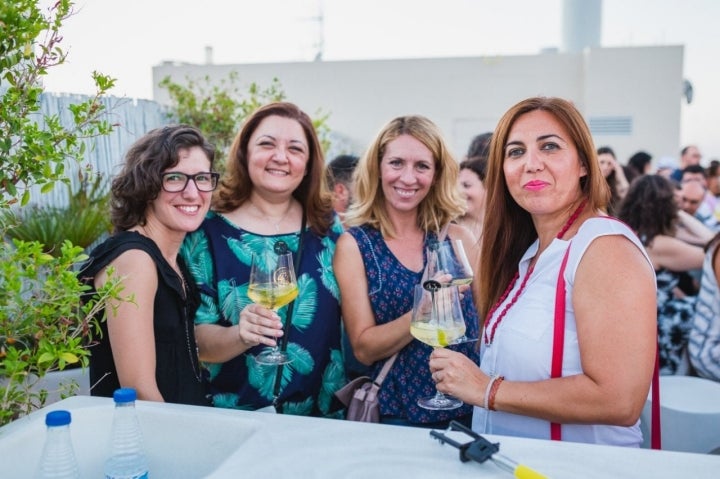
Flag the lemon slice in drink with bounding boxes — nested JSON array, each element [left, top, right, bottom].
[[437, 329, 449, 347]]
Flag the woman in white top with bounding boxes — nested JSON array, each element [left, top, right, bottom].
[[428, 97, 657, 446]]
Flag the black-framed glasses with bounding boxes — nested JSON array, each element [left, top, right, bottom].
[[161, 172, 220, 192]]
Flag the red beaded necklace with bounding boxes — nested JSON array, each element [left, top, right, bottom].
[[483, 200, 587, 345]]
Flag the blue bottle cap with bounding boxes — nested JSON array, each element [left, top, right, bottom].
[[46, 410, 71, 427], [113, 387, 137, 403]]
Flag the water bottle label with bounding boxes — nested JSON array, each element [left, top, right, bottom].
[[105, 473, 148, 479]]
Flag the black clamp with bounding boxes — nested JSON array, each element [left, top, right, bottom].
[[430, 421, 547, 478], [273, 240, 289, 255], [430, 420, 500, 463]]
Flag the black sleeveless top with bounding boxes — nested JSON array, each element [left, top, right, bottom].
[[81, 231, 209, 406]]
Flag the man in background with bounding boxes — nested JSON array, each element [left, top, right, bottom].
[[325, 153, 367, 379], [326, 154, 359, 224], [671, 145, 703, 182]]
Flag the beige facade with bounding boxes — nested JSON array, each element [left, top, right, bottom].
[[153, 45, 683, 165]]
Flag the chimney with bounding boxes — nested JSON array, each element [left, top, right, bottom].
[[561, 0, 602, 53], [205, 46, 213, 65]]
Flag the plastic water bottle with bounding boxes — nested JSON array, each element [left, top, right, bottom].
[[35, 410, 80, 479], [104, 388, 150, 479]]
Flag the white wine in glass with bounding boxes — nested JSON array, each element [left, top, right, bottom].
[[247, 283, 298, 311], [410, 280, 465, 410], [248, 248, 298, 366]]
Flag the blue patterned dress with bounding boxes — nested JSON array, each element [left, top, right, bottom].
[[181, 211, 346, 417], [348, 225, 480, 425]]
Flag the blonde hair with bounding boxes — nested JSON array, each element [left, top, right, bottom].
[[344, 115, 465, 238]]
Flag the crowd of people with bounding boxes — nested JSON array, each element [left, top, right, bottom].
[[80, 96, 720, 449]]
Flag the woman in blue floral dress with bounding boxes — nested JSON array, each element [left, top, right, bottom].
[[181, 102, 345, 416], [334, 115, 480, 427]]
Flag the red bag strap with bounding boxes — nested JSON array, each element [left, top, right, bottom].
[[550, 246, 572, 440], [651, 347, 662, 449], [552, 242, 662, 449]]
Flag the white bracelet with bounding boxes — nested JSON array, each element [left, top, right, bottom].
[[484, 375, 499, 410]]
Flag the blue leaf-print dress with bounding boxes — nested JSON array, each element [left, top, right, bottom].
[[181, 211, 346, 417]]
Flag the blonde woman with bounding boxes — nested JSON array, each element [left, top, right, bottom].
[[334, 115, 480, 428]]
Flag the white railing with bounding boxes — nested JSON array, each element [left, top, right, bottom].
[[27, 93, 170, 208]]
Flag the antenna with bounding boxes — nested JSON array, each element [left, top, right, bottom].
[[312, 0, 324, 61]]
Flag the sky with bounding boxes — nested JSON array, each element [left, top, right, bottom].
[[39, 0, 720, 158]]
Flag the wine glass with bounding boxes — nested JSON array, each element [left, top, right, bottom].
[[424, 239, 473, 286], [423, 239, 476, 345], [247, 244, 298, 366], [410, 280, 466, 410]]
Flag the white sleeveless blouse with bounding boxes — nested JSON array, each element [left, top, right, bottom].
[[472, 217, 652, 447]]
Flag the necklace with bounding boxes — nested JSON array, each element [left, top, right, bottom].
[[483, 200, 587, 345], [249, 199, 293, 233], [177, 268, 203, 383]]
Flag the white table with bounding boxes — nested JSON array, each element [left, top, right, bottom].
[[1, 396, 719, 478]]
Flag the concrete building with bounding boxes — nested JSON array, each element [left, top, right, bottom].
[[152, 44, 684, 165]]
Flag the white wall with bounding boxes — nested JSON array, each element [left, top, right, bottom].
[[153, 45, 683, 165]]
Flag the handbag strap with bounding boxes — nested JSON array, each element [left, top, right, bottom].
[[272, 210, 307, 412], [374, 353, 398, 386], [550, 242, 662, 449]]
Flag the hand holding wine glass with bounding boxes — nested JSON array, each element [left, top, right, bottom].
[[248, 242, 298, 366], [410, 280, 466, 410]]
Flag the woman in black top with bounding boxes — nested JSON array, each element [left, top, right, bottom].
[[81, 125, 216, 406]]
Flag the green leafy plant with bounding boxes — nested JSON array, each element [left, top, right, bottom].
[[2, 169, 112, 256], [0, 0, 124, 426], [0, 241, 125, 425], [0, 0, 116, 208], [159, 73, 332, 171]]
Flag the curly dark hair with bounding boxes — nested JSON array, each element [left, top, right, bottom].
[[616, 174, 677, 246], [110, 125, 215, 232]]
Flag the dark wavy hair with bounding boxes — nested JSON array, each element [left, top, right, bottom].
[[616, 174, 677, 246], [597, 146, 622, 215], [625, 150, 652, 183], [213, 102, 334, 235], [110, 125, 216, 232], [466, 132, 493, 160], [459, 156, 487, 182]]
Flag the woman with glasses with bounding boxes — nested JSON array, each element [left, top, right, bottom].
[[181, 102, 346, 416], [81, 125, 216, 405]]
